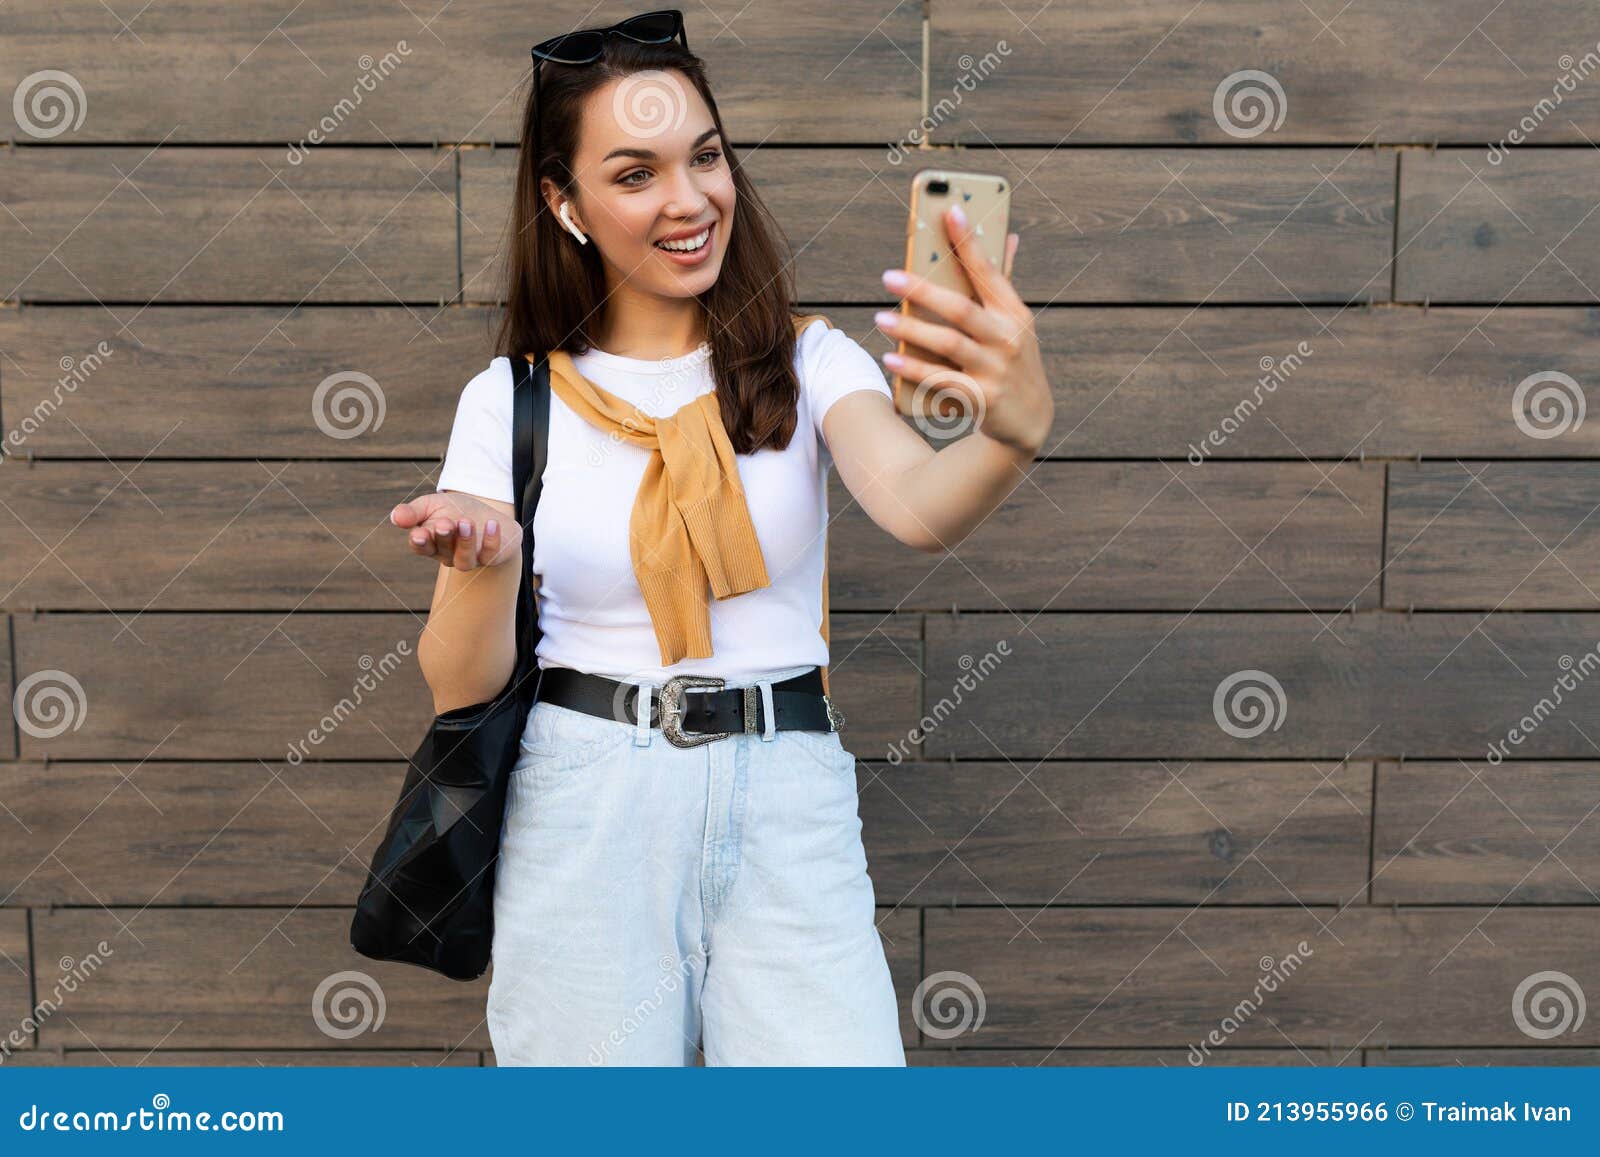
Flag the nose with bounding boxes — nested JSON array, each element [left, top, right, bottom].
[[662, 163, 711, 221]]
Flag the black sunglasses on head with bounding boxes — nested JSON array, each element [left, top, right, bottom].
[[530, 9, 687, 65]]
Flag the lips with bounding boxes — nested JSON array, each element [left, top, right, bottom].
[[653, 220, 716, 265]]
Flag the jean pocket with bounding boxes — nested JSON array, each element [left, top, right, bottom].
[[785, 727, 859, 778], [514, 701, 632, 789]]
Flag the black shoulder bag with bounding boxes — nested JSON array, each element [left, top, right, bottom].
[[350, 352, 551, 981]]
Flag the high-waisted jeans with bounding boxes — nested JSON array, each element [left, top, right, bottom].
[[485, 668, 906, 1066]]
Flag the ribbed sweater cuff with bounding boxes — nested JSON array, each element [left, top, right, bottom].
[[636, 567, 715, 662], [678, 486, 770, 599]]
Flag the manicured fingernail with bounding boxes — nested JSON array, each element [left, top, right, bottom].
[[486, 519, 498, 536], [874, 310, 898, 328], [458, 519, 471, 537], [950, 204, 967, 227], [882, 352, 905, 368], [412, 533, 426, 546], [882, 269, 909, 290]]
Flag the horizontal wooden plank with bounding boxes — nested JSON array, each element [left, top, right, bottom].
[[463, 148, 1394, 303], [1387, 464, 1600, 608], [928, 0, 1600, 143], [0, 763, 403, 906], [32, 908, 491, 1050], [923, 906, 1600, 1047], [859, 761, 1371, 905], [1370, 1048, 1600, 1066], [1398, 149, 1600, 302], [0, 615, 12, 760], [0, 912, 30, 1054], [12, 305, 1600, 461], [11, 612, 919, 758], [878, 907, 922, 1050], [0, 460, 1379, 612], [0, 148, 456, 303], [0, 1, 919, 144], [837, 463, 1383, 610], [1372, 761, 1600, 904], [925, 612, 1600, 759], [3, 1050, 479, 1066], [909, 1048, 1359, 1066], [0, 305, 497, 458]]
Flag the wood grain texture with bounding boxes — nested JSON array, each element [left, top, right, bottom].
[[0, 1, 920, 144], [31, 908, 491, 1050], [1372, 761, 1600, 904], [0, 305, 499, 458], [0, 148, 457, 303], [1397, 149, 1600, 302], [909, 1048, 1361, 1066], [922, 906, 1600, 1047], [463, 148, 1394, 303], [0, 912, 30, 1055], [927, 1, 1600, 143], [924, 613, 1600, 759], [858, 760, 1372, 905], [0, 615, 13, 760], [1386, 463, 1600, 608], [9, 612, 918, 758], [832, 463, 1383, 610], [4, 1050, 480, 1066], [0, 763, 403, 907]]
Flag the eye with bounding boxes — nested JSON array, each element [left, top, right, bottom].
[[618, 149, 722, 187], [695, 148, 722, 167]]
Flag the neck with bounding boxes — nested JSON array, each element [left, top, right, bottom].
[[592, 285, 707, 361]]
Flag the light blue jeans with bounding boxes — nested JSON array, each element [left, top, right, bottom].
[[486, 671, 906, 1066]]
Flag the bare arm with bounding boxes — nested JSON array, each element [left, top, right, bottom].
[[392, 490, 523, 714], [824, 215, 1053, 552]]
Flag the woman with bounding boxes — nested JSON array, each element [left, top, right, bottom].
[[389, 10, 1053, 1065]]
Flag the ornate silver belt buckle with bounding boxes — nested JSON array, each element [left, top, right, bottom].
[[823, 693, 846, 732], [659, 674, 728, 748]]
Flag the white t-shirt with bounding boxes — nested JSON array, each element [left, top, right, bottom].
[[435, 317, 892, 686]]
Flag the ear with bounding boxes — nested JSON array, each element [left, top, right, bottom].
[[539, 177, 577, 228]]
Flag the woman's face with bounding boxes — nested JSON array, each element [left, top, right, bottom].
[[549, 71, 735, 299]]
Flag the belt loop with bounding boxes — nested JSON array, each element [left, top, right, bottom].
[[759, 678, 776, 741], [634, 681, 654, 747]]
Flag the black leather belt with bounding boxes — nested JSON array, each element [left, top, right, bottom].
[[534, 665, 846, 749]]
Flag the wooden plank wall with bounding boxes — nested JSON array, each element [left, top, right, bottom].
[[1, 0, 1598, 1067]]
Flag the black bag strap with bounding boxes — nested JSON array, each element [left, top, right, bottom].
[[510, 351, 550, 708]]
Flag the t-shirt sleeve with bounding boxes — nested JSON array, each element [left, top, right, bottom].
[[435, 356, 516, 503], [800, 320, 893, 456]]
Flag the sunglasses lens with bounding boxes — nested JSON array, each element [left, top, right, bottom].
[[616, 10, 680, 41], [533, 29, 604, 63]]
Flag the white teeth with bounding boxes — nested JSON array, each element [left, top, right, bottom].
[[656, 226, 710, 252]]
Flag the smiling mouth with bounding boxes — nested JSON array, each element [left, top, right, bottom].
[[653, 222, 715, 254]]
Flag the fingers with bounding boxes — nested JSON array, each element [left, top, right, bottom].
[[480, 517, 503, 566], [875, 307, 1006, 378], [943, 204, 1007, 305], [1002, 232, 1019, 282], [451, 518, 480, 570], [882, 266, 1011, 346]]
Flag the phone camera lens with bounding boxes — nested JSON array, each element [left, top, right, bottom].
[[928, 180, 949, 196]]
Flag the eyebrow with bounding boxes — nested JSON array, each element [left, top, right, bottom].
[[602, 127, 722, 165]]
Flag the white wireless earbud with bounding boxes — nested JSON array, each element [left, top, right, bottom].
[[558, 201, 589, 245]]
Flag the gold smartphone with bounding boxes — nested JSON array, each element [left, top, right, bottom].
[[892, 168, 1012, 419]]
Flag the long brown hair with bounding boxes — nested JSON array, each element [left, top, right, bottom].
[[494, 37, 808, 455]]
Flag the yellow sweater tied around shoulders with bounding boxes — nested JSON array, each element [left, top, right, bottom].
[[528, 313, 836, 697]]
